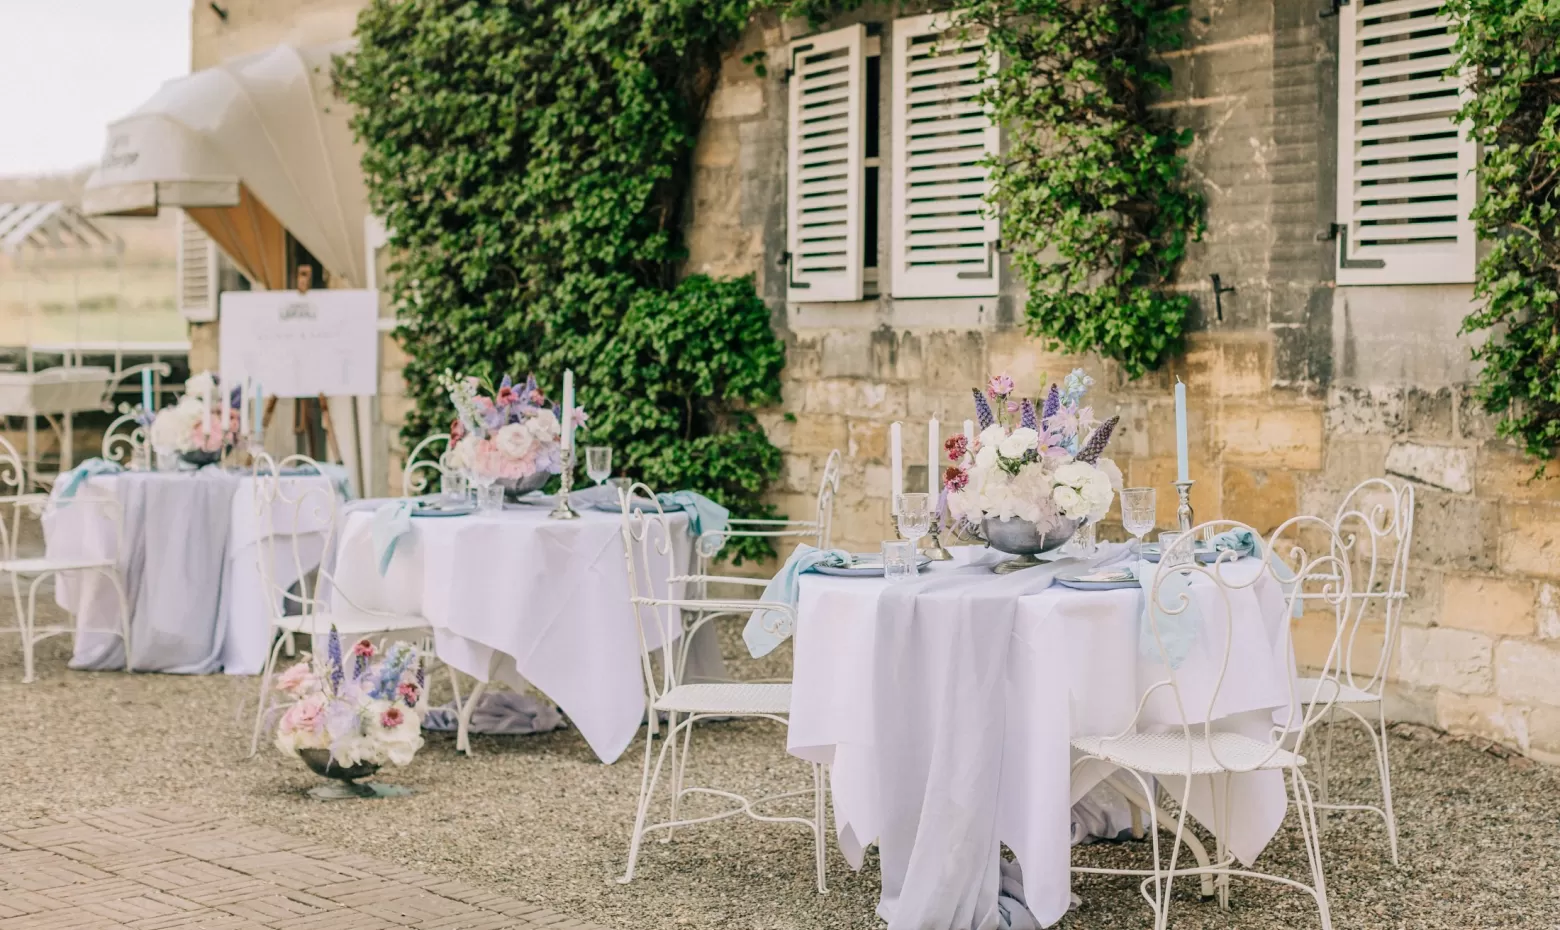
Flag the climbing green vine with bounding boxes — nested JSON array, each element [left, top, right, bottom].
[[337, 0, 1201, 556], [1449, 0, 1560, 466]]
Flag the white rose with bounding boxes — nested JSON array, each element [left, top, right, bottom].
[[529, 409, 561, 442], [974, 444, 999, 470], [495, 422, 535, 459], [184, 371, 216, 396], [978, 424, 1006, 450], [998, 427, 1038, 458], [380, 717, 424, 766], [1052, 486, 1086, 519], [1052, 461, 1096, 490], [447, 435, 478, 470]]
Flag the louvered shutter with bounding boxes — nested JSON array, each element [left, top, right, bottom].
[[176, 210, 219, 321], [787, 24, 866, 303], [1335, 0, 1475, 285], [889, 13, 1000, 299]]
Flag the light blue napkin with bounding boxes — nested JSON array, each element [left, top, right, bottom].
[[57, 457, 122, 499], [743, 544, 851, 658], [1136, 558, 1200, 669], [657, 490, 729, 541], [371, 499, 414, 575]]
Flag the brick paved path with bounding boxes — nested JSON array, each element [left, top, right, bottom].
[[0, 808, 607, 929]]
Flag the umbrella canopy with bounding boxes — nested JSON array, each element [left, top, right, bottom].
[[81, 42, 367, 289]]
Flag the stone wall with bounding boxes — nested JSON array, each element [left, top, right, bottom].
[[690, 3, 1560, 762]]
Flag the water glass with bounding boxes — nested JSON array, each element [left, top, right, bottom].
[[1120, 487, 1157, 559], [896, 492, 931, 542], [129, 442, 151, 472], [154, 447, 178, 473], [475, 482, 505, 513], [1065, 520, 1098, 557], [1158, 531, 1195, 569], [586, 446, 613, 486], [883, 540, 919, 583], [440, 469, 467, 502]]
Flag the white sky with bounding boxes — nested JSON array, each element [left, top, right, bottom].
[[0, 0, 192, 177]]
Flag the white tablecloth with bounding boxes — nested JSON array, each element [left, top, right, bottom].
[[788, 545, 1296, 929], [43, 470, 342, 675], [328, 503, 722, 764]]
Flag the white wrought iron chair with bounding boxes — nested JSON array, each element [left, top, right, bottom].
[[616, 482, 826, 892], [1070, 518, 1354, 930], [401, 432, 461, 498], [0, 435, 130, 682], [100, 413, 148, 468], [1297, 477, 1414, 864], [246, 453, 441, 756]]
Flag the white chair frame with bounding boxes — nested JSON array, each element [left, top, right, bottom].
[[0, 435, 130, 682], [246, 453, 458, 756], [402, 432, 458, 497], [616, 482, 826, 892], [101, 413, 147, 468], [1299, 477, 1415, 864], [1070, 517, 1356, 930]]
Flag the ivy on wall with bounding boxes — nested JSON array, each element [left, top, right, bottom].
[[338, 0, 1202, 553], [335, 0, 783, 560], [1448, 0, 1560, 465]]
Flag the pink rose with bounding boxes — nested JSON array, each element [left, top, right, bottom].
[[280, 693, 327, 733], [275, 661, 318, 697]]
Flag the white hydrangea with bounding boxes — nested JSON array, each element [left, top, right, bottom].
[[1052, 460, 1115, 523], [997, 427, 1038, 459]]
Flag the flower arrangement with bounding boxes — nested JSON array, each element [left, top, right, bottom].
[[440, 372, 586, 483], [944, 369, 1123, 535], [148, 371, 235, 455], [273, 629, 426, 768]]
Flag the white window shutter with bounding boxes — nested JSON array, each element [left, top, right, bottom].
[[890, 12, 1000, 299], [176, 211, 219, 321], [1335, 0, 1476, 285], [787, 24, 866, 303]]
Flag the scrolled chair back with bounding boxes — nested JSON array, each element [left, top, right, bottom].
[[1328, 477, 1415, 697], [402, 432, 453, 497], [617, 481, 682, 706], [815, 448, 843, 548], [1136, 516, 1356, 773], [251, 452, 343, 641], [101, 413, 148, 467], [0, 435, 30, 561]]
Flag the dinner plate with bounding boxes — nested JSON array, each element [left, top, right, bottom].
[[813, 553, 933, 577], [1056, 570, 1141, 591], [1140, 542, 1223, 564], [411, 499, 476, 518]]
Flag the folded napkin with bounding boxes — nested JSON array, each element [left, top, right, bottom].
[[371, 499, 414, 575], [656, 489, 729, 541], [1136, 558, 1199, 669], [743, 544, 851, 658], [56, 457, 122, 499]]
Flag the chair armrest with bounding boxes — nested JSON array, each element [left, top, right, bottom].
[[633, 596, 795, 617], [670, 574, 770, 588]]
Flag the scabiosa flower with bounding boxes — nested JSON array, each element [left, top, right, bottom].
[[396, 682, 419, 705], [987, 373, 1015, 398], [380, 706, 406, 729], [945, 434, 968, 461], [972, 388, 996, 430], [944, 466, 969, 492]]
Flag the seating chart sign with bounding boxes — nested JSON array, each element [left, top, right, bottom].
[[219, 289, 379, 397]]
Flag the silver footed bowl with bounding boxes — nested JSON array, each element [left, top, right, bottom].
[[981, 515, 1080, 574], [498, 470, 553, 501], [298, 748, 380, 800]]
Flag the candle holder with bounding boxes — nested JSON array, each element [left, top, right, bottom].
[[1174, 479, 1195, 534], [548, 447, 580, 520], [921, 516, 953, 561]]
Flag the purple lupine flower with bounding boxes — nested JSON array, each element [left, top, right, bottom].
[[326, 626, 344, 694], [228, 385, 242, 410], [972, 388, 995, 431], [1041, 384, 1061, 421], [1020, 399, 1037, 431], [1075, 415, 1120, 465], [415, 658, 426, 693]]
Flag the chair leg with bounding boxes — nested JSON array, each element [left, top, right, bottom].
[[1317, 705, 1336, 824], [813, 762, 828, 894], [664, 712, 696, 844], [456, 680, 489, 756], [1376, 708, 1400, 865], [248, 633, 288, 758], [620, 712, 677, 885], [1290, 766, 1334, 930], [12, 571, 33, 684]]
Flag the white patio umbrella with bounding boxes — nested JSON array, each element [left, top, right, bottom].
[[81, 41, 376, 494]]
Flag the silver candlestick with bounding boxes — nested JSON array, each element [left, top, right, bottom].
[[921, 516, 953, 560], [1174, 479, 1195, 533], [549, 447, 580, 520]]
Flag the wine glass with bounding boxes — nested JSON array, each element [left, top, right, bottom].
[[896, 492, 931, 543], [1119, 487, 1157, 560], [586, 446, 612, 486]]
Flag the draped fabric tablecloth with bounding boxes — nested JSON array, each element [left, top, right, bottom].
[[788, 545, 1296, 929], [43, 470, 342, 675], [327, 504, 724, 764]]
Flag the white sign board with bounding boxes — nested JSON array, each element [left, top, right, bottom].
[[219, 289, 379, 398]]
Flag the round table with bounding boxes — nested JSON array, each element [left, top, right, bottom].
[[42, 469, 343, 675], [328, 501, 723, 764], [785, 544, 1296, 929]]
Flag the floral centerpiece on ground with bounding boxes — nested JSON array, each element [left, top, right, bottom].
[[148, 371, 235, 459], [273, 630, 426, 768], [944, 370, 1123, 539], [441, 372, 586, 488]]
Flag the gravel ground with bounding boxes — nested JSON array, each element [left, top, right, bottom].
[[5, 603, 1559, 929]]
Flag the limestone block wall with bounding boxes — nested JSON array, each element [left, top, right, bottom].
[[690, 3, 1560, 761]]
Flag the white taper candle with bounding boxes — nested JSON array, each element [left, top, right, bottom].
[[889, 421, 903, 510], [927, 417, 939, 497], [561, 370, 575, 451]]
